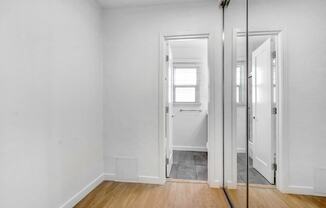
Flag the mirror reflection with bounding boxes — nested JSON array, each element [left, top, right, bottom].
[[223, 0, 326, 207]]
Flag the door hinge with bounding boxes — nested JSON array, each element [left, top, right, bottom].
[[166, 158, 169, 165], [272, 107, 277, 115], [165, 106, 169, 114], [272, 51, 277, 59], [166, 55, 169, 62], [272, 163, 277, 171]]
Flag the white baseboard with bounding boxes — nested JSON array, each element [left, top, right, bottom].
[[173, 145, 208, 152], [237, 147, 246, 153], [226, 180, 237, 189], [208, 179, 221, 188], [138, 176, 165, 184], [59, 174, 104, 208], [286, 185, 326, 197], [103, 172, 116, 181], [103, 173, 164, 185]]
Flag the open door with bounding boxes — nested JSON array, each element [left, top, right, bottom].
[[165, 42, 174, 177], [252, 38, 275, 184]]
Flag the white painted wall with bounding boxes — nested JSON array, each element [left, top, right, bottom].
[[0, 0, 104, 207], [226, 0, 326, 196], [97, 0, 215, 8], [102, 2, 222, 185], [170, 40, 209, 151]]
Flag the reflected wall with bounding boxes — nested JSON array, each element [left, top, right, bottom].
[[248, 0, 326, 206], [223, 0, 326, 207]]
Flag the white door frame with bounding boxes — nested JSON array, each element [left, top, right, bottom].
[[159, 31, 221, 187], [231, 29, 286, 191]]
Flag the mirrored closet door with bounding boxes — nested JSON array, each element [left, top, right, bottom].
[[223, 0, 326, 207], [222, 0, 248, 207]]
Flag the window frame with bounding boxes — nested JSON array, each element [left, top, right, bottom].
[[172, 63, 201, 105], [236, 61, 246, 106]]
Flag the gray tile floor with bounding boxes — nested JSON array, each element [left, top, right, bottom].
[[169, 151, 207, 181], [237, 153, 271, 185]]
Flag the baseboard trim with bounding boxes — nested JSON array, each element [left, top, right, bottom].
[[209, 179, 221, 188], [225, 180, 237, 189], [103, 173, 164, 185], [59, 174, 104, 208], [167, 178, 207, 184], [173, 145, 208, 152], [103, 172, 116, 181], [139, 176, 165, 184], [286, 185, 326, 197]]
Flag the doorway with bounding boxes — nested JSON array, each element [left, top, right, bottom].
[[233, 31, 282, 187], [162, 36, 209, 182]]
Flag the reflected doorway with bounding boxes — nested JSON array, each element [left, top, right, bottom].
[[234, 31, 281, 188]]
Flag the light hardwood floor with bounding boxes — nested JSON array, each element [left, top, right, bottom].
[[74, 181, 228, 208], [226, 186, 326, 208], [75, 181, 326, 208]]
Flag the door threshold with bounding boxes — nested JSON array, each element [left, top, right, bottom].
[[237, 183, 276, 189], [166, 178, 207, 184]]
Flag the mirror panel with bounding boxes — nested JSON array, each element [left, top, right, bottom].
[[248, 0, 326, 207], [223, 0, 248, 207]]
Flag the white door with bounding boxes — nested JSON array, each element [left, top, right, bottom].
[[252, 38, 275, 184], [165, 42, 174, 177]]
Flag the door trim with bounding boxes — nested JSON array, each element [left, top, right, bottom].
[[159, 32, 220, 187]]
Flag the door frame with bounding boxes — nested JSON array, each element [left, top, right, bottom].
[[231, 29, 285, 191], [159, 32, 220, 186]]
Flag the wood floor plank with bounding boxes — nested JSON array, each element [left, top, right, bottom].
[[226, 186, 326, 208], [74, 181, 228, 208]]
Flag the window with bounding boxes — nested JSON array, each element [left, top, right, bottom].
[[173, 67, 199, 104], [236, 61, 245, 105]]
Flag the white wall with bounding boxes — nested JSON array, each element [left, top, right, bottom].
[[226, 0, 326, 196], [170, 39, 209, 151], [0, 0, 104, 207], [102, 2, 222, 184]]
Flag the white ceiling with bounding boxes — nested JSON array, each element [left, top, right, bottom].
[[97, 0, 214, 8]]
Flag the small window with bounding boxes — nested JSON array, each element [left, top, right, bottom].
[[236, 62, 245, 105], [173, 67, 199, 104]]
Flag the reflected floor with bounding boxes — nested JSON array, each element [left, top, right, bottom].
[[237, 153, 271, 185], [226, 185, 326, 208], [169, 150, 207, 181]]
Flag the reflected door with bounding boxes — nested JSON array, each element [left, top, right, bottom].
[[252, 38, 274, 184]]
